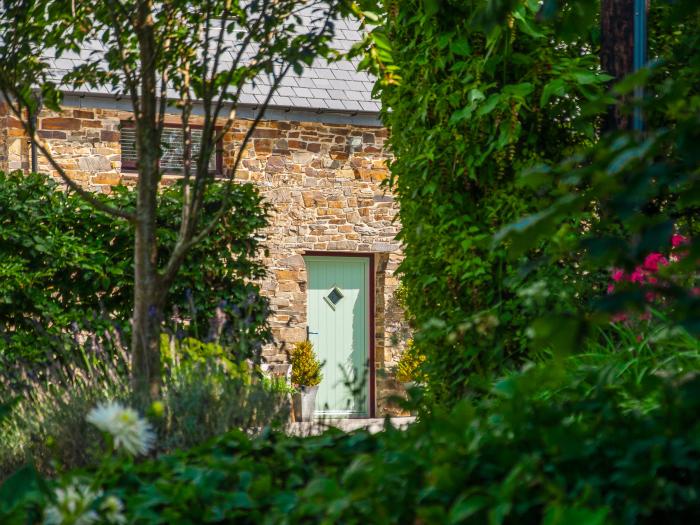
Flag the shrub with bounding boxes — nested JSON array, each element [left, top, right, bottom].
[[289, 341, 322, 387], [0, 170, 270, 365], [394, 339, 425, 383], [0, 348, 130, 477], [4, 350, 700, 524], [375, 0, 610, 403], [0, 338, 290, 477], [493, 3, 700, 349]]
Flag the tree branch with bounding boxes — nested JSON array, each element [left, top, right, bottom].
[[159, 62, 291, 286], [106, 3, 141, 119], [160, 0, 339, 286]]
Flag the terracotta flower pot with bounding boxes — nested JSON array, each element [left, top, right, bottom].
[[293, 385, 319, 422]]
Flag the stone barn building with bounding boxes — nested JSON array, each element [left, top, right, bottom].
[[0, 19, 407, 417]]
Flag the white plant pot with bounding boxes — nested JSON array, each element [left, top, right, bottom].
[[401, 381, 419, 416], [293, 385, 319, 422], [401, 381, 416, 391]]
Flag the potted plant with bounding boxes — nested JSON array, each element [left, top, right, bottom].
[[395, 339, 425, 391], [290, 340, 323, 422]]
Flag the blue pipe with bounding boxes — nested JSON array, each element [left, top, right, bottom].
[[633, 0, 647, 131]]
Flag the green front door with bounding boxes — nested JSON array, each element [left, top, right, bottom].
[[305, 256, 370, 417]]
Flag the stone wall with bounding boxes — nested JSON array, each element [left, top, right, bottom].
[[0, 103, 8, 173], [230, 119, 408, 414], [2, 103, 409, 415], [0, 102, 27, 174]]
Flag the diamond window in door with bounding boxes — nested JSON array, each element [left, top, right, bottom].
[[327, 287, 344, 305]]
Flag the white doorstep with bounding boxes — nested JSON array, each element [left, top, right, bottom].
[[286, 417, 416, 436]]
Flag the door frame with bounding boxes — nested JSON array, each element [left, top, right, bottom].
[[303, 251, 376, 418]]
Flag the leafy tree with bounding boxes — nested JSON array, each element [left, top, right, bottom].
[[0, 0, 361, 400], [364, 0, 610, 402]]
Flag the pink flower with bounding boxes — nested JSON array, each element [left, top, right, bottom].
[[643, 252, 668, 272], [629, 268, 645, 283], [606, 232, 694, 325], [671, 234, 688, 248]]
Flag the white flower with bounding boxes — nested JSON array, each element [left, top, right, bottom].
[[100, 495, 126, 525], [43, 482, 101, 525], [86, 402, 156, 456]]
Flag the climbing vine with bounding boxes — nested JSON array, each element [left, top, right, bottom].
[[372, 0, 610, 402]]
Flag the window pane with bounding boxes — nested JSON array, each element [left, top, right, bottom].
[[160, 128, 185, 171], [120, 127, 137, 166], [120, 125, 218, 173], [191, 129, 218, 172]]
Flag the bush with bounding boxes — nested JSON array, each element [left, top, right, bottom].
[[394, 339, 425, 383], [0, 337, 291, 477], [375, 0, 610, 402], [4, 343, 700, 524], [0, 170, 270, 364], [289, 341, 322, 387]]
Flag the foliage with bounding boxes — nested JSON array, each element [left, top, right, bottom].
[[557, 319, 700, 414], [0, 171, 271, 364], [290, 340, 323, 387], [394, 339, 425, 383], [494, 1, 700, 349], [5, 344, 700, 523], [370, 0, 610, 402], [0, 337, 291, 477]]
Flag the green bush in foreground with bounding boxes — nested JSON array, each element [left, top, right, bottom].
[[3, 344, 700, 524]]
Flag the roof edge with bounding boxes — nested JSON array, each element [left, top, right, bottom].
[[60, 92, 383, 127]]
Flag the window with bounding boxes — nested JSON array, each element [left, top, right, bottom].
[[327, 287, 344, 306], [120, 123, 221, 174]]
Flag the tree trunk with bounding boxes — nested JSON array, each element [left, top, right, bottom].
[[131, 0, 163, 403], [600, 0, 635, 131], [131, 217, 163, 403]]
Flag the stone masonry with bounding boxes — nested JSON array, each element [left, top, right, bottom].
[[0, 101, 409, 415]]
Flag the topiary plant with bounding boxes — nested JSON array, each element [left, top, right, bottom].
[[395, 339, 425, 384], [290, 341, 322, 387]]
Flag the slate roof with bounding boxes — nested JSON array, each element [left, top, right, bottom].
[[46, 16, 380, 114]]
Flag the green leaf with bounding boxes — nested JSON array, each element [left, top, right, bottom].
[[543, 506, 609, 525], [513, 9, 546, 38], [476, 94, 501, 117], [540, 78, 566, 106], [450, 38, 471, 56], [503, 82, 534, 98], [448, 495, 488, 523], [449, 106, 473, 125], [230, 491, 255, 509], [0, 464, 41, 513], [570, 71, 605, 85]]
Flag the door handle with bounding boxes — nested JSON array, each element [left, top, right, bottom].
[[306, 326, 318, 339]]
